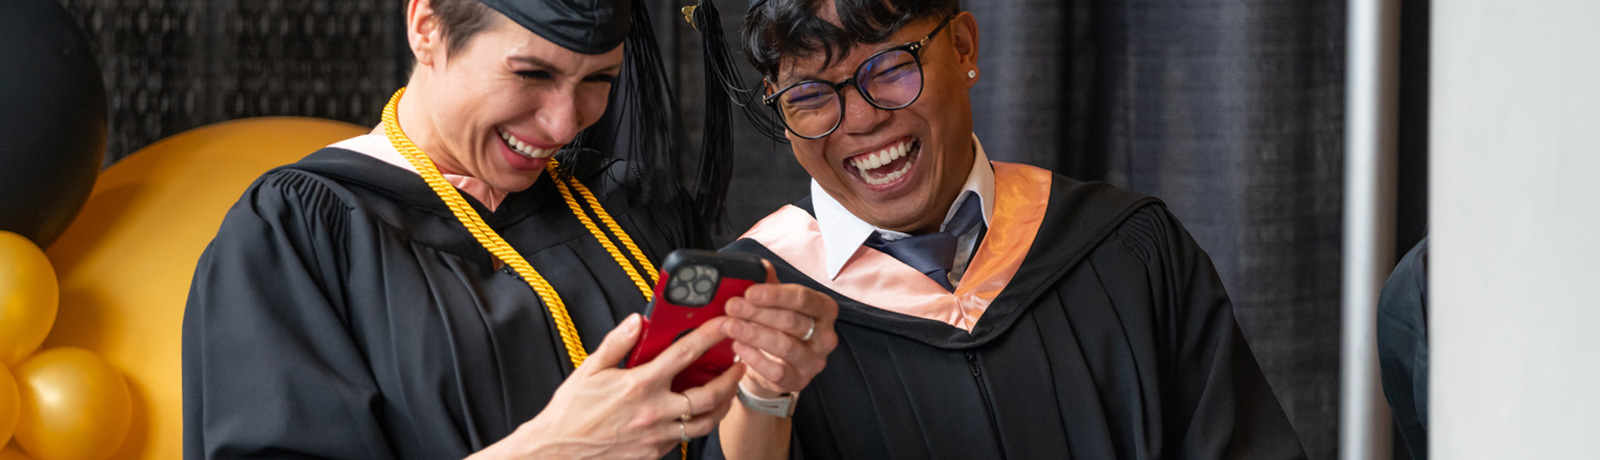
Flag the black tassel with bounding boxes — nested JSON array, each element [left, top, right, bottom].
[[562, 2, 679, 204], [693, 0, 787, 142], [691, 0, 787, 229]]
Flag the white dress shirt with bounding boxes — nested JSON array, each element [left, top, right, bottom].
[[812, 134, 996, 288]]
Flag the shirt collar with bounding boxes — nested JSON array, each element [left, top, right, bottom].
[[328, 133, 508, 210], [812, 134, 997, 280]]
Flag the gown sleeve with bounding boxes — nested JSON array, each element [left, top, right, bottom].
[[1377, 236, 1429, 460], [183, 171, 396, 459], [1133, 206, 1306, 459]]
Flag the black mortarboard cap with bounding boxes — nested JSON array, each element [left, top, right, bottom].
[[480, 0, 632, 54], [511, 0, 738, 230]]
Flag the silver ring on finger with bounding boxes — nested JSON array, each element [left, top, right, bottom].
[[678, 419, 689, 442], [801, 316, 816, 342]]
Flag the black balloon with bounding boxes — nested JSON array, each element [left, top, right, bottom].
[[0, 0, 107, 248]]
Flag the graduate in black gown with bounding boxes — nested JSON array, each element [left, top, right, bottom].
[[183, 0, 839, 458], [693, 0, 1307, 457]]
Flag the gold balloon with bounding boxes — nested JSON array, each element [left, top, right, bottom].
[[42, 117, 368, 460], [0, 445, 38, 460], [13, 348, 131, 460], [0, 231, 58, 368], [1, 364, 18, 444]]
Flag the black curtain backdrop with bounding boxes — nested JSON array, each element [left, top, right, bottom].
[[1065, 2, 1349, 457], [57, 0, 1435, 458]]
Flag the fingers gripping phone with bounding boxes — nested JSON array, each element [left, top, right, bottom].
[[624, 249, 766, 392]]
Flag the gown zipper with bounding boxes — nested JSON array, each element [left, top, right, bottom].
[[966, 350, 1008, 459]]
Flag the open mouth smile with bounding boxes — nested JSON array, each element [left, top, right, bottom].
[[844, 137, 920, 187], [498, 128, 559, 160]]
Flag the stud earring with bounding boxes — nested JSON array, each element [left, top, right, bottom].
[[968, 70, 977, 79]]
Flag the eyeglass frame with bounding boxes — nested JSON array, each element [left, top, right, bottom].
[[761, 13, 959, 140]]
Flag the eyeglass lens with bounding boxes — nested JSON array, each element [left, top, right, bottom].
[[777, 49, 923, 138]]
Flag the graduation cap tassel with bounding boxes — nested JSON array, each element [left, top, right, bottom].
[[688, 0, 787, 229], [628, 2, 683, 200], [560, 1, 680, 204], [690, 0, 735, 229], [691, 0, 787, 141]]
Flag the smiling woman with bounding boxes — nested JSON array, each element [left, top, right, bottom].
[[395, 7, 623, 205], [181, 1, 838, 459]]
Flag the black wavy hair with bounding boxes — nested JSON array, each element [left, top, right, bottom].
[[690, 0, 959, 145], [743, 0, 961, 81]]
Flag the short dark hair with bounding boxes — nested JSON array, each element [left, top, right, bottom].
[[742, 0, 960, 81], [432, 0, 496, 57]]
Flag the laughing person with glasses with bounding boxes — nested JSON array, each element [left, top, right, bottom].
[[697, 0, 1307, 458]]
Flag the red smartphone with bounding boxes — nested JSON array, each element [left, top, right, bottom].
[[624, 249, 767, 392]]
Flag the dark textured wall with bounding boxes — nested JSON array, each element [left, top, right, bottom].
[[58, 0, 405, 166]]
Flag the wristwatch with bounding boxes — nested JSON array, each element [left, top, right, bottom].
[[736, 381, 798, 418]]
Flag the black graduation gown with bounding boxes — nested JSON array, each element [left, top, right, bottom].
[[183, 148, 709, 459], [1378, 236, 1429, 460], [719, 166, 1305, 460]]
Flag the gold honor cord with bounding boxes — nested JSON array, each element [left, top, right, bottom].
[[382, 87, 659, 367], [383, 88, 686, 457], [571, 179, 661, 284], [552, 176, 660, 297]]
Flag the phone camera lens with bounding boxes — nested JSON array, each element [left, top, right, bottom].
[[668, 264, 719, 306]]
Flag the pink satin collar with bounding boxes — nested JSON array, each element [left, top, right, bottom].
[[740, 162, 1053, 332], [327, 133, 509, 211]]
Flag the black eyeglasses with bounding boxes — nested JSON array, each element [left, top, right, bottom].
[[762, 14, 957, 140]]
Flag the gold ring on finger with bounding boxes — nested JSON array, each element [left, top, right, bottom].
[[679, 392, 694, 420]]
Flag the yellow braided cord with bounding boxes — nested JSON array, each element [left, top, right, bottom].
[[566, 176, 661, 285], [385, 87, 685, 458], [555, 173, 682, 460], [549, 173, 656, 300], [382, 88, 589, 368]]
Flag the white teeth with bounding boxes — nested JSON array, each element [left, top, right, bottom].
[[849, 139, 917, 186], [498, 128, 559, 159], [851, 139, 915, 172], [861, 161, 912, 185]]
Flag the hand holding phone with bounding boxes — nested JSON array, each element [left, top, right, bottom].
[[624, 249, 767, 393]]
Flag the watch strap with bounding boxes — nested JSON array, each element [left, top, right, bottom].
[[736, 381, 798, 418]]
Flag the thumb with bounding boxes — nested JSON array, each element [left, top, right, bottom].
[[580, 313, 643, 372], [762, 259, 778, 284]]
